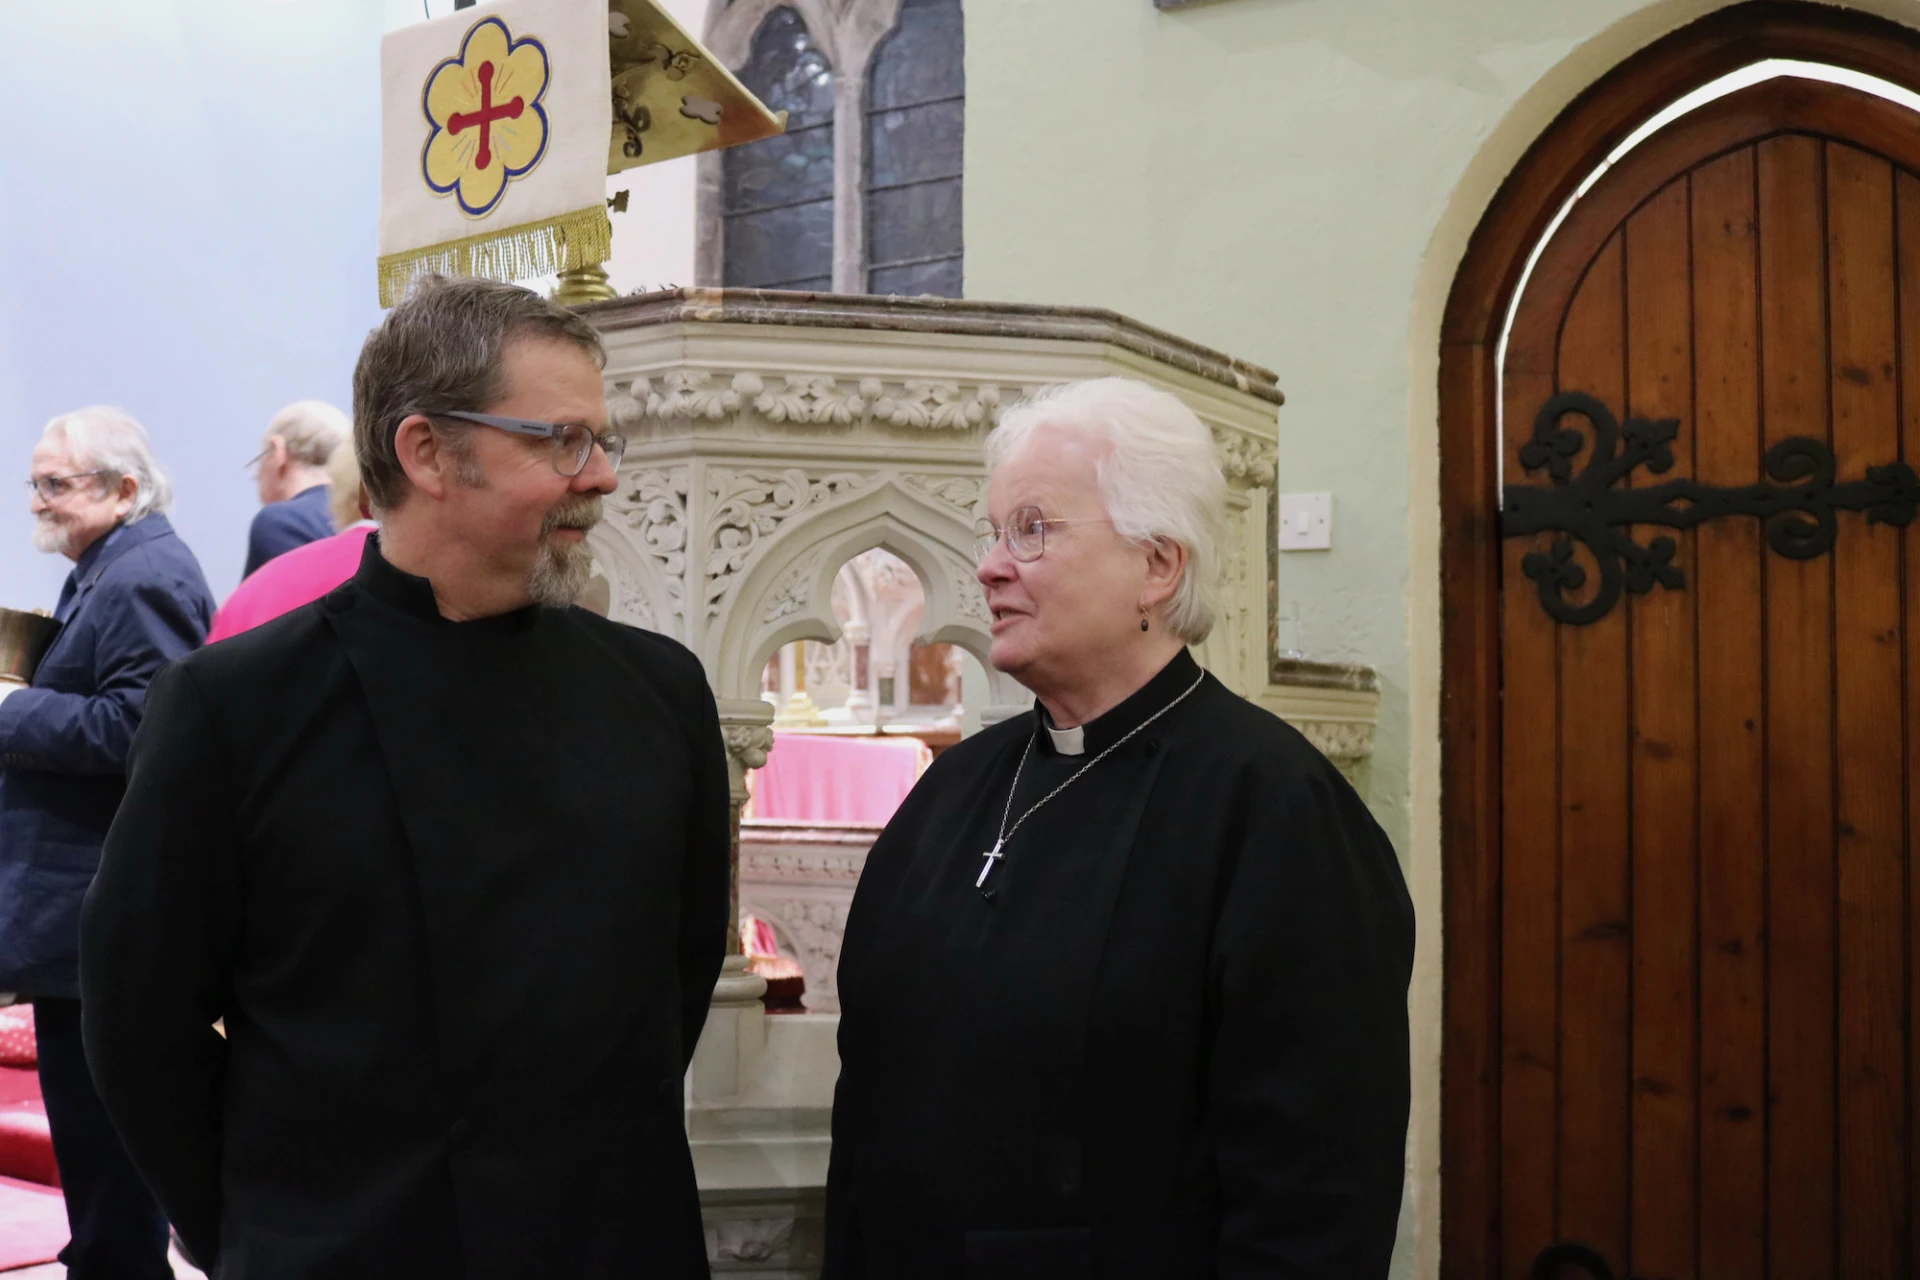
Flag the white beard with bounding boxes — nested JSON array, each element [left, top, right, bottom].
[[31, 518, 70, 557]]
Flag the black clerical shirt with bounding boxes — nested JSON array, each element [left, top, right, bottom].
[[82, 537, 730, 1279], [825, 649, 1414, 1280]]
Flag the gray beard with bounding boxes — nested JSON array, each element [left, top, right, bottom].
[[31, 519, 70, 557], [526, 495, 601, 608]]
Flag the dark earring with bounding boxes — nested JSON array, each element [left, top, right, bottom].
[[1140, 616, 1150, 632]]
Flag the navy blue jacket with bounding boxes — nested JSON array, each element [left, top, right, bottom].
[[243, 484, 332, 578], [0, 515, 212, 996]]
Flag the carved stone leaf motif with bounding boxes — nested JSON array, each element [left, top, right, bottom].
[[949, 559, 991, 626], [901, 473, 985, 519], [626, 371, 759, 420], [616, 583, 658, 630], [1214, 428, 1278, 485], [614, 369, 1005, 429], [608, 467, 691, 623], [755, 375, 865, 425], [1298, 719, 1374, 762], [704, 468, 878, 620], [721, 724, 774, 771], [761, 554, 817, 624], [872, 380, 1000, 429]]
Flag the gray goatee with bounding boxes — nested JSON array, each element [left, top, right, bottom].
[[526, 494, 602, 607]]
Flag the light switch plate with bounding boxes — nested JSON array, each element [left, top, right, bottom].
[[1278, 493, 1333, 551]]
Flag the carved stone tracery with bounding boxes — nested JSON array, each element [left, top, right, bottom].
[[705, 469, 881, 622]]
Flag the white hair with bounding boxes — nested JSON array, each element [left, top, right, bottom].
[[44, 406, 172, 524], [264, 399, 349, 467], [986, 377, 1226, 643], [323, 441, 365, 532]]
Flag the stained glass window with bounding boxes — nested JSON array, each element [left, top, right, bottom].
[[864, 0, 964, 297], [723, 8, 836, 291]]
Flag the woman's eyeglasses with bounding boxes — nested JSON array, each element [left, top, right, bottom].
[[432, 411, 628, 477], [973, 506, 1109, 563]]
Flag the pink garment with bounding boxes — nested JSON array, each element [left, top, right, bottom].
[[747, 732, 931, 825], [206, 524, 373, 644]]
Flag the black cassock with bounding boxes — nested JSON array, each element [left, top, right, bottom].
[[81, 539, 730, 1279], [824, 649, 1414, 1280]]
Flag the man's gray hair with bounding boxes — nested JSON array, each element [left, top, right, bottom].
[[986, 378, 1226, 644], [43, 406, 173, 524], [265, 400, 349, 467], [352, 274, 605, 513]]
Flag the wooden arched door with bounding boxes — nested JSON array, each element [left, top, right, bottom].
[[1444, 49, 1920, 1280]]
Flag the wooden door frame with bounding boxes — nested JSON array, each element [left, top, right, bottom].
[[1438, 4, 1920, 1274]]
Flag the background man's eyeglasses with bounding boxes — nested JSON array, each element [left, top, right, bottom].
[[26, 471, 111, 501], [973, 507, 1109, 563], [433, 412, 627, 478]]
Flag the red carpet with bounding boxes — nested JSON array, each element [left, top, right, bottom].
[[0, 1067, 54, 1189], [0, 1173, 65, 1270]]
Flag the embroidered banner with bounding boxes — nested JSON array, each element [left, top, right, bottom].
[[378, 0, 610, 306], [606, 0, 788, 174]]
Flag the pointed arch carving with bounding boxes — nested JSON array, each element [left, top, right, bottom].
[[704, 477, 1026, 711]]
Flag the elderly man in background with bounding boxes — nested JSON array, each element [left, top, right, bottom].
[[207, 441, 376, 643], [0, 407, 212, 1279], [244, 399, 348, 577]]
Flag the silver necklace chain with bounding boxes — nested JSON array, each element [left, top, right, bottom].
[[975, 669, 1208, 891]]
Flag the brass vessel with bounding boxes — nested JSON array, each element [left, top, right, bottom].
[[0, 607, 58, 686]]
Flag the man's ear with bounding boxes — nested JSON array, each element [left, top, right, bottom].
[[111, 472, 139, 518], [268, 435, 289, 472], [1141, 536, 1188, 613], [391, 415, 451, 502]]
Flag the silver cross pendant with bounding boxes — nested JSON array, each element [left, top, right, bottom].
[[976, 838, 1005, 889]]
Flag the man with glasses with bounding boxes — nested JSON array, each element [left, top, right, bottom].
[[82, 276, 729, 1279], [1, 406, 211, 1279], [242, 400, 347, 578]]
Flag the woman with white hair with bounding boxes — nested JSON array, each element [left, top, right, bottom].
[[823, 377, 1414, 1279]]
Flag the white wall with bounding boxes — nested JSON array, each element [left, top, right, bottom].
[[1, 0, 385, 610]]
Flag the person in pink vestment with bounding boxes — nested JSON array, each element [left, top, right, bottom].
[[207, 445, 373, 644]]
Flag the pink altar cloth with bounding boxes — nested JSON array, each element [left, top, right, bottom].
[[747, 732, 931, 825], [207, 524, 373, 644]]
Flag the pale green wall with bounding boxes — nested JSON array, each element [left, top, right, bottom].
[[958, 1, 1920, 1275], [962, 0, 1669, 848]]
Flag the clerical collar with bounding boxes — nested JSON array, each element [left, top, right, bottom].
[[348, 532, 539, 632], [1043, 718, 1086, 756], [1033, 649, 1205, 757]]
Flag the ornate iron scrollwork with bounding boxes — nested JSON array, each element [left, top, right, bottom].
[[1503, 391, 1920, 625]]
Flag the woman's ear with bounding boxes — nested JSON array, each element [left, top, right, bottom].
[[391, 415, 450, 502], [1141, 536, 1188, 613]]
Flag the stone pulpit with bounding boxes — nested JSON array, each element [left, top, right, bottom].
[[577, 289, 1375, 1277]]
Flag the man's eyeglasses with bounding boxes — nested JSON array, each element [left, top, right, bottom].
[[26, 471, 111, 502], [973, 506, 1109, 563], [433, 411, 627, 477]]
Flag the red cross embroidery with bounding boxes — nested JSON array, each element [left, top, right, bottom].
[[448, 61, 525, 172]]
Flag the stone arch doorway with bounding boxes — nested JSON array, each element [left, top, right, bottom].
[[1439, 5, 1920, 1277]]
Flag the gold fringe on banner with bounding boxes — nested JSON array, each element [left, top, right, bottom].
[[375, 205, 613, 308]]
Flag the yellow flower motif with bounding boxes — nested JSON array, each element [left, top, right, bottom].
[[421, 16, 550, 218]]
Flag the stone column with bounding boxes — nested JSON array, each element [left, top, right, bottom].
[[694, 700, 775, 1099], [843, 621, 874, 725]]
